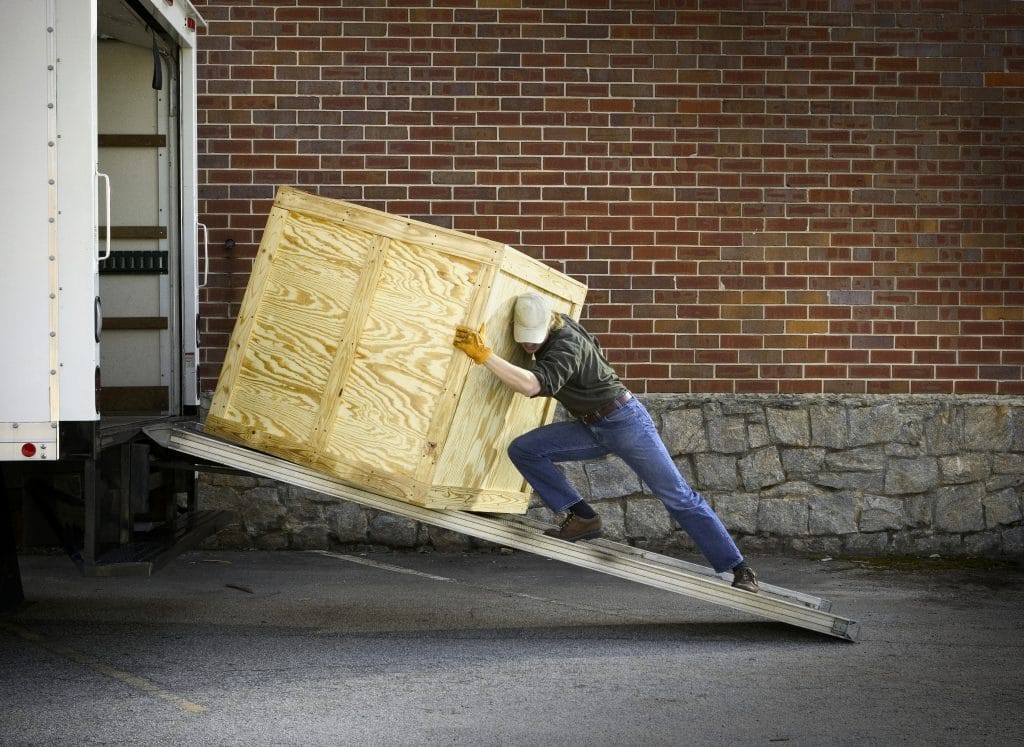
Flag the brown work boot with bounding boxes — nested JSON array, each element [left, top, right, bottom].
[[731, 565, 760, 593], [544, 512, 602, 542]]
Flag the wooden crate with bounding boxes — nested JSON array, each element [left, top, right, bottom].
[[205, 187, 588, 513]]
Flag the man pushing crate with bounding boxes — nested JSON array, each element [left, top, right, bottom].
[[454, 292, 760, 593]]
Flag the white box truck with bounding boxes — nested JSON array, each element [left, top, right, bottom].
[[1, 0, 229, 606]]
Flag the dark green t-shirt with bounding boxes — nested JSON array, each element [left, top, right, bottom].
[[530, 315, 629, 418]]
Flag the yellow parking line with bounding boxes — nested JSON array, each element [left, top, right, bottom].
[[0, 622, 207, 714]]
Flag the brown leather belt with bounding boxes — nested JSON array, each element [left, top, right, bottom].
[[579, 392, 633, 425]]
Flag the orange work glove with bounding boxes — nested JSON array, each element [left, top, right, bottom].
[[453, 323, 492, 364]]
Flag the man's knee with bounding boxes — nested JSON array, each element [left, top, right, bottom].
[[658, 486, 706, 514], [507, 434, 529, 463]]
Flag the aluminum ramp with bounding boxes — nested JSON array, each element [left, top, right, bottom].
[[146, 423, 859, 641]]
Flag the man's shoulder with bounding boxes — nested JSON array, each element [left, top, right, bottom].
[[535, 323, 580, 359], [558, 315, 589, 337], [560, 316, 603, 349], [541, 327, 574, 349]]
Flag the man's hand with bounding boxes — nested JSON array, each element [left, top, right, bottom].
[[453, 323, 492, 364]]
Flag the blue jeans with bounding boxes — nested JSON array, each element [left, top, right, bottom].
[[507, 397, 744, 573]]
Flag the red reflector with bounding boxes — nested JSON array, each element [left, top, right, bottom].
[[186, 17, 196, 31], [21, 443, 37, 458]]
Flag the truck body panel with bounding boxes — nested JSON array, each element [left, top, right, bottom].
[[1, 0, 94, 458]]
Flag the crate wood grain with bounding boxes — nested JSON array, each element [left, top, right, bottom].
[[205, 186, 587, 512]]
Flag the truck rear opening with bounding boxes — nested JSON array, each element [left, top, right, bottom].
[[2, 1, 226, 597]]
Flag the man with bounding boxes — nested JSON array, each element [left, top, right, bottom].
[[453, 292, 759, 593]]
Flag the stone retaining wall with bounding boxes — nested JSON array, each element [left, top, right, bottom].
[[199, 395, 1024, 558]]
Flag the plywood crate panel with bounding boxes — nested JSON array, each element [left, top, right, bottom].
[[205, 187, 587, 513]]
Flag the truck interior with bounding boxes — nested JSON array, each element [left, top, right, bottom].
[[97, 2, 183, 417]]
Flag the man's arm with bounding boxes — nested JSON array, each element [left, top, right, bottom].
[[453, 324, 541, 397], [482, 353, 541, 397]]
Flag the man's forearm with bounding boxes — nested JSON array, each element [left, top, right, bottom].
[[482, 354, 542, 397]]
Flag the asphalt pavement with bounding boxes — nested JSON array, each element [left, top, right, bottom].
[[1, 548, 1022, 746]]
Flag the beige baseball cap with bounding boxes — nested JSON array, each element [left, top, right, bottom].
[[513, 292, 553, 344]]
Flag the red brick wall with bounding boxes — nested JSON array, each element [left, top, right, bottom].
[[192, 0, 1024, 397]]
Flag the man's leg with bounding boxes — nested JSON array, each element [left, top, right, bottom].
[[591, 399, 746, 574], [506, 418, 612, 546], [507, 420, 609, 512]]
